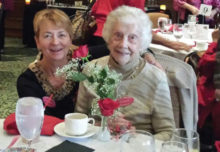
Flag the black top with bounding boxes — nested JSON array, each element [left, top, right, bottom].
[[17, 68, 79, 119]]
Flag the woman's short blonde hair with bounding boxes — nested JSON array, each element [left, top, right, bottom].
[[102, 5, 152, 52], [33, 9, 73, 40]]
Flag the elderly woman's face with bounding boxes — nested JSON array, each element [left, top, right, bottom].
[[108, 21, 142, 65], [35, 20, 72, 61]]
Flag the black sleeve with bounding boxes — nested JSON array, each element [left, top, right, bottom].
[[17, 69, 45, 98]]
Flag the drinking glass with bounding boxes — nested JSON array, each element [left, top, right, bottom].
[[171, 128, 200, 152], [16, 97, 44, 151], [173, 24, 183, 41], [158, 17, 168, 33], [164, 19, 172, 33], [120, 130, 155, 152], [161, 141, 189, 152], [187, 15, 197, 25], [187, 24, 197, 39]]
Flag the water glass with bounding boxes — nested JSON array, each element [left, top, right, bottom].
[[173, 24, 183, 41], [120, 130, 155, 152], [16, 97, 44, 151], [184, 23, 196, 39], [171, 128, 200, 152], [158, 17, 168, 33], [187, 15, 197, 25], [161, 141, 188, 152], [164, 19, 172, 33]]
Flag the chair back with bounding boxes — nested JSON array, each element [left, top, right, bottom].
[[155, 53, 198, 130], [147, 12, 169, 28]]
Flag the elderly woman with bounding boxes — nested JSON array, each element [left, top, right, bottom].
[[75, 6, 175, 141], [17, 9, 78, 119]]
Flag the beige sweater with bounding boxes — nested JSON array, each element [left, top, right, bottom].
[[75, 56, 175, 141]]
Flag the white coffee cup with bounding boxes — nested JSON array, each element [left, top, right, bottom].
[[65, 113, 95, 136]]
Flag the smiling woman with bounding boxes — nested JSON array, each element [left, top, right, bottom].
[[75, 6, 175, 141], [16, 9, 78, 119]]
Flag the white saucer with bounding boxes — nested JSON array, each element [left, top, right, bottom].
[[54, 122, 99, 139]]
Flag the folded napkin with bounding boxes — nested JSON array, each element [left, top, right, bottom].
[[216, 141, 220, 152], [46, 140, 94, 152], [3, 113, 64, 136]]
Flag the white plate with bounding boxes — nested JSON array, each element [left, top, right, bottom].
[[54, 122, 99, 139]]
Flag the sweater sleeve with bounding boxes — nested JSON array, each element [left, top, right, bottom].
[[17, 69, 45, 98], [151, 74, 175, 141]]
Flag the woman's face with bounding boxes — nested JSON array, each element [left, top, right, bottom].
[[108, 21, 142, 65], [35, 20, 72, 62]]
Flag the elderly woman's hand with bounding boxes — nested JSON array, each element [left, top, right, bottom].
[[143, 53, 164, 71], [107, 113, 135, 140]]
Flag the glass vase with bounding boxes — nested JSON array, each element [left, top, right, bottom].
[[97, 116, 111, 141]]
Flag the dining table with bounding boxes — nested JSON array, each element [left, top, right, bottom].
[[0, 119, 163, 152], [149, 28, 214, 61]]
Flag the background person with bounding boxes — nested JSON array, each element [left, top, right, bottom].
[[88, 0, 192, 59], [75, 6, 175, 141], [0, 0, 14, 53], [173, 0, 220, 27], [17, 9, 78, 119]]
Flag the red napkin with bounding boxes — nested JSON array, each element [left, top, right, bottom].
[[168, 24, 174, 32], [215, 141, 220, 152], [3, 113, 64, 136]]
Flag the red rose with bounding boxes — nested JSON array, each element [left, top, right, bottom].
[[72, 45, 89, 59], [98, 98, 119, 116]]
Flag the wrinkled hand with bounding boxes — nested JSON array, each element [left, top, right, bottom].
[[143, 53, 164, 71], [108, 114, 135, 140], [215, 89, 220, 101], [168, 41, 193, 52]]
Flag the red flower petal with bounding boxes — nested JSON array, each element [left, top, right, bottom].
[[72, 45, 89, 58], [117, 97, 134, 107]]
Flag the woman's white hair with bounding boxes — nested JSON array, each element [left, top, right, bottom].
[[102, 5, 152, 52]]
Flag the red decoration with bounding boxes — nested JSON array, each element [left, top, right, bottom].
[[98, 98, 120, 116], [117, 97, 134, 107], [72, 45, 89, 59]]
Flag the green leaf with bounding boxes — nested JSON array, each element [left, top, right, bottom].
[[70, 72, 87, 81], [87, 76, 94, 83], [100, 68, 107, 79], [106, 78, 115, 85]]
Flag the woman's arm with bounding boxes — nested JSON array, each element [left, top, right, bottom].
[[17, 69, 45, 98], [182, 1, 199, 15], [152, 32, 193, 51]]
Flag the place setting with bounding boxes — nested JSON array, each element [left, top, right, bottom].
[[54, 113, 99, 140]]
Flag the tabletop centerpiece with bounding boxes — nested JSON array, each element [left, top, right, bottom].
[[56, 45, 133, 141]]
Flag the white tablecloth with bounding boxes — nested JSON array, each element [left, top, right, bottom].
[[149, 29, 214, 60], [0, 119, 163, 152]]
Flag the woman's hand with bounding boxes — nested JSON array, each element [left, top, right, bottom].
[[143, 53, 164, 71], [183, 2, 199, 15], [108, 114, 135, 139]]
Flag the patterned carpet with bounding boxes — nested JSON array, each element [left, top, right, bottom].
[[0, 39, 38, 118]]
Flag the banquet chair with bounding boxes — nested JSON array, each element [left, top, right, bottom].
[[155, 53, 198, 131], [147, 12, 169, 28]]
